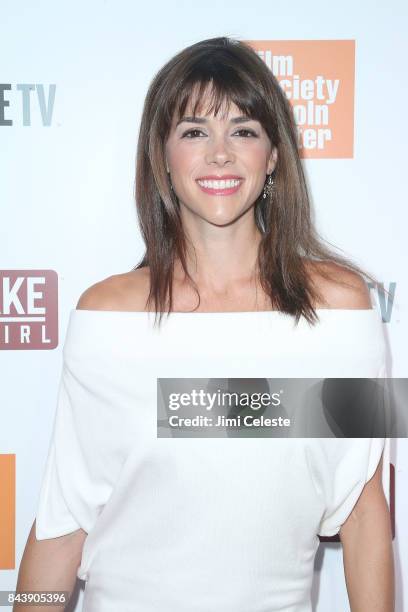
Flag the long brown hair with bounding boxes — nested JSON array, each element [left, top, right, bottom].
[[133, 36, 383, 328]]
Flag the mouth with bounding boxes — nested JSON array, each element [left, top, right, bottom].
[[196, 177, 244, 196]]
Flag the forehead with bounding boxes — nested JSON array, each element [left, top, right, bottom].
[[172, 81, 250, 124]]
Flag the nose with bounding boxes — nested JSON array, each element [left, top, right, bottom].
[[204, 134, 235, 166]]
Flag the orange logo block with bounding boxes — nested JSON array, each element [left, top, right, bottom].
[[0, 454, 15, 569], [245, 40, 355, 158]]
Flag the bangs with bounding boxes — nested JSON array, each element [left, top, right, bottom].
[[168, 67, 269, 128]]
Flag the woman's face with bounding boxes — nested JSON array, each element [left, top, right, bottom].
[[165, 96, 277, 226]]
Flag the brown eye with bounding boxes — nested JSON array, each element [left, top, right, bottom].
[[234, 129, 258, 137], [182, 129, 206, 138]]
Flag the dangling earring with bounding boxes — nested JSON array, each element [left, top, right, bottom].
[[262, 173, 275, 200], [167, 169, 173, 192]]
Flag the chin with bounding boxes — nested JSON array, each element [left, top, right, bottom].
[[205, 213, 242, 227]]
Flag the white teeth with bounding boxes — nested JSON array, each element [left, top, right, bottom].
[[197, 179, 241, 189]]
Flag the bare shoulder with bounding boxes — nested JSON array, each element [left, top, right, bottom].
[[305, 259, 372, 310], [76, 268, 151, 312]]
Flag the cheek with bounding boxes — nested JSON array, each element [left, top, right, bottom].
[[168, 140, 198, 168], [172, 149, 203, 186], [240, 141, 271, 168]]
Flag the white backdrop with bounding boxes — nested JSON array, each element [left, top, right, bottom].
[[1, 1, 407, 610]]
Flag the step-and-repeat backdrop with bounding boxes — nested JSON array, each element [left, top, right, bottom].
[[1, 1, 406, 610]]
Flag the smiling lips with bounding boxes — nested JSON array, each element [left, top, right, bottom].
[[196, 175, 244, 196]]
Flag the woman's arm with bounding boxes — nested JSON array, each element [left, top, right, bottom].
[[340, 454, 395, 611], [13, 520, 87, 611]]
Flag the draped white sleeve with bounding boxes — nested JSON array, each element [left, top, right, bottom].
[[35, 315, 132, 540], [316, 308, 391, 537]]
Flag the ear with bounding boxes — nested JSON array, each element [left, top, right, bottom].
[[267, 146, 278, 175]]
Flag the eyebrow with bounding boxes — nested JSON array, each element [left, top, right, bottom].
[[176, 115, 255, 127]]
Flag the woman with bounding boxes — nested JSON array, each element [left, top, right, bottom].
[[16, 37, 394, 611]]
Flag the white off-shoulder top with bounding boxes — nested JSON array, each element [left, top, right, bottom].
[[35, 307, 391, 612]]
